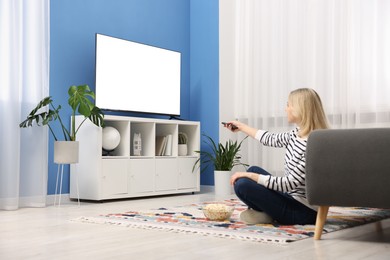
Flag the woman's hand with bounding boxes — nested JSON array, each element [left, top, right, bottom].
[[230, 171, 258, 185], [224, 121, 258, 138], [222, 121, 241, 132]]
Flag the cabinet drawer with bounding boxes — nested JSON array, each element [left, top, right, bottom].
[[101, 159, 128, 196], [155, 159, 178, 191], [178, 157, 198, 189], [129, 159, 155, 193]]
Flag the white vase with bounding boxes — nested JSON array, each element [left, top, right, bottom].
[[178, 144, 188, 156], [214, 170, 233, 196], [54, 141, 79, 164]]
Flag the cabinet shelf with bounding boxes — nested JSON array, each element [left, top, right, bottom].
[[102, 156, 129, 159], [70, 115, 200, 201], [130, 156, 155, 159]]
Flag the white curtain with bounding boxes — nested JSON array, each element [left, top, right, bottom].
[[220, 0, 390, 174], [0, 0, 50, 210]]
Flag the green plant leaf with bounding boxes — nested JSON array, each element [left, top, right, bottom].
[[20, 84, 105, 141], [193, 133, 248, 173]]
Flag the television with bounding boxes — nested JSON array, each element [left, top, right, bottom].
[[95, 33, 181, 117]]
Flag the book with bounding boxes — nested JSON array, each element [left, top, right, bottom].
[[164, 134, 173, 156], [161, 136, 168, 155], [155, 136, 166, 156]]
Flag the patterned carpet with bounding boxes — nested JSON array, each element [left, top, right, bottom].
[[72, 198, 390, 244]]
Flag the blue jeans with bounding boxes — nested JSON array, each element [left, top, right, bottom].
[[234, 166, 317, 225]]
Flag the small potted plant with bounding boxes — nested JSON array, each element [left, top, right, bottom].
[[193, 133, 248, 196], [19, 84, 104, 164], [178, 132, 188, 156]]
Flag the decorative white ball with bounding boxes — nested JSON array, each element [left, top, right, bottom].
[[102, 126, 121, 151]]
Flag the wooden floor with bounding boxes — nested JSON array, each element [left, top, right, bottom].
[[1, 188, 389, 260]]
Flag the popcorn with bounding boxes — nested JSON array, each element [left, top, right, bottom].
[[202, 204, 234, 221]]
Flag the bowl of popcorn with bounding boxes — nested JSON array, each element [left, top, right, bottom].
[[202, 203, 234, 221]]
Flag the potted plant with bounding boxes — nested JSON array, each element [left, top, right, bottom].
[[178, 132, 188, 156], [19, 84, 105, 164], [193, 133, 248, 196]]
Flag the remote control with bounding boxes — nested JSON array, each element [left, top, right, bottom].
[[221, 122, 238, 130]]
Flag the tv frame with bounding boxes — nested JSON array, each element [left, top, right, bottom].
[[94, 33, 182, 117]]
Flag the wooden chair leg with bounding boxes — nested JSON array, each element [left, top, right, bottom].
[[375, 221, 383, 232], [314, 206, 329, 240]]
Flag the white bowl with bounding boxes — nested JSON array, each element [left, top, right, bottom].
[[202, 204, 234, 221]]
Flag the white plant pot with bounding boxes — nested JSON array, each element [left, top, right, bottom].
[[214, 170, 233, 196], [178, 144, 188, 156], [54, 141, 79, 164]]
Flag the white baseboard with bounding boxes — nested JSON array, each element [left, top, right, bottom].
[[200, 185, 215, 193], [46, 193, 78, 206]]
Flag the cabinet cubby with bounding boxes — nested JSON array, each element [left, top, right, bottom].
[[130, 122, 154, 157], [103, 120, 129, 157], [70, 115, 200, 201]]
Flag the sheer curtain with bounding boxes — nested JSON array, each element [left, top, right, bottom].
[[220, 0, 390, 174], [0, 0, 50, 210]]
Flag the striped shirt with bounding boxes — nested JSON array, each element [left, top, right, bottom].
[[255, 128, 317, 211]]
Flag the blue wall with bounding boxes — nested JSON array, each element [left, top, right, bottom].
[[49, 0, 218, 194], [190, 0, 219, 185]]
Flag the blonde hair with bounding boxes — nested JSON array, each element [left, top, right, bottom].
[[288, 88, 330, 137]]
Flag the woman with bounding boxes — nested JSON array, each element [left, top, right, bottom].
[[224, 88, 329, 225]]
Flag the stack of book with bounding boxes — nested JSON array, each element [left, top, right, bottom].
[[155, 134, 173, 156]]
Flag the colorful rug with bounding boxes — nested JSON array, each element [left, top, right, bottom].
[[72, 198, 390, 244]]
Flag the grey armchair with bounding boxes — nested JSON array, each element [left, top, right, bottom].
[[306, 128, 390, 240]]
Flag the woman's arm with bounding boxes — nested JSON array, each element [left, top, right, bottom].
[[225, 121, 258, 138], [230, 171, 259, 185]]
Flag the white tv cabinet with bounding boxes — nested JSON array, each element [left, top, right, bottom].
[[70, 115, 200, 201]]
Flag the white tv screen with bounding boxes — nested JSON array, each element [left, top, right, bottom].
[[95, 34, 181, 116]]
